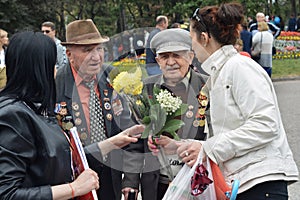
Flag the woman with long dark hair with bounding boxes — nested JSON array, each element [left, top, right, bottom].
[[0, 31, 143, 199]]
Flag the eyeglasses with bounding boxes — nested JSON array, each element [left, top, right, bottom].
[[191, 8, 210, 37], [42, 30, 51, 34]]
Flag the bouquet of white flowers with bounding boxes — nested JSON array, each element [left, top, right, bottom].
[[111, 67, 188, 140]]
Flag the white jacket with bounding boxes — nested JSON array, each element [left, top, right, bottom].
[[202, 45, 298, 193]]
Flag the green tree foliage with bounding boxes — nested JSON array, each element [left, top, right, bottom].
[[0, 0, 299, 40]]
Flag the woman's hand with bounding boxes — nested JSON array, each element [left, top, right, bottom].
[[176, 140, 203, 167], [147, 135, 178, 156], [99, 125, 144, 156], [109, 124, 144, 148], [71, 169, 99, 196]]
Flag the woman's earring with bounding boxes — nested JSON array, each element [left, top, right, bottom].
[[203, 43, 207, 47]]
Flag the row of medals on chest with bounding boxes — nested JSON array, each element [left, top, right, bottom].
[[186, 90, 208, 128], [56, 89, 113, 133]]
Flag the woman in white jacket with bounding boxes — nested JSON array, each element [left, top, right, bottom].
[[149, 2, 298, 199]]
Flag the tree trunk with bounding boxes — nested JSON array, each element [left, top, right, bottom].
[[291, 0, 297, 16]]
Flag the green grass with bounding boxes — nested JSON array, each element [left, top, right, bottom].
[[272, 59, 300, 78]]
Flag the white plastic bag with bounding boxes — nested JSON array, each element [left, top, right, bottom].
[[162, 149, 216, 200]]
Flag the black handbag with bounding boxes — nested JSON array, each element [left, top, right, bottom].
[[272, 46, 276, 55], [252, 52, 261, 62]]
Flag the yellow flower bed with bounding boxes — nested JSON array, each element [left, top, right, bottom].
[[112, 57, 145, 68], [274, 32, 300, 60]]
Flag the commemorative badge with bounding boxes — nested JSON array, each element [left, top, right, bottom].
[[112, 91, 123, 116]]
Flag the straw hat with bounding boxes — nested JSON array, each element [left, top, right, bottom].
[[61, 19, 109, 45]]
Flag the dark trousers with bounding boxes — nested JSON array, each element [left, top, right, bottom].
[[237, 180, 288, 200], [156, 182, 169, 200], [263, 66, 272, 77], [97, 165, 116, 200]]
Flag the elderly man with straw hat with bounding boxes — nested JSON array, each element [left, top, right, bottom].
[[55, 19, 134, 200]]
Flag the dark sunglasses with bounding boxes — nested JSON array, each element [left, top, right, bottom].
[[42, 30, 51, 34], [191, 8, 210, 37]]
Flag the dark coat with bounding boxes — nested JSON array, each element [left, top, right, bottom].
[[55, 62, 132, 200], [240, 29, 252, 55], [0, 97, 72, 199], [122, 70, 208, 200]]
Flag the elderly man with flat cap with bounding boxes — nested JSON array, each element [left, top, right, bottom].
[[122, 28, 209, 200], [55, 19, 136, 200]]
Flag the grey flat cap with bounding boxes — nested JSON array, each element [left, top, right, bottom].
[[150, 28, 192, 54]]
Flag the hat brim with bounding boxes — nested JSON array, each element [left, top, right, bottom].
[[61, 37, 109, 45], [156, 46, 190, 54]]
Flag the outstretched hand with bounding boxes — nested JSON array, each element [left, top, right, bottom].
[[98, 124, 144, 156], [109, 124, 144, 149]]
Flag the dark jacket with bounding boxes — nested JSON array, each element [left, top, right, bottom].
[[55, 62, 132, 200], [0, 97, 72, 199], [249, 22, 281, 38], [122, 70, 208, 200], [145, 28, 161, 66], [240, 29, 252, 55]]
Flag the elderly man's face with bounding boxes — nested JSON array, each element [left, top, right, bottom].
[[256, 15, 265, 22], [156, 50, 194, 84], [67, 44, 104, 81]]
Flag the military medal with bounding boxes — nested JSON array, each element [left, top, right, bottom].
[[80, 132, 88, 140], [186, 105, 194, 118], [186, 110, 193, 118], [194, 89, 208, 127], [65, 121, 74, 130], [59, 102, 67, 116], [75, 118, 82, 126], [75, 112, 80, 117], [72, 102, 79, 111], [199, 108, 205, 115], [112, 91, 123, 116], [106, 113, 113, 121], [199, 119, 205, 127], [200, 99, 208, 107], [61, 122, 66, 130], [103, 89, 109, 97], [56, 114, 62, 121], [104, 102, 111, 110], [54, 103, 61, 114], [193, 120, 200, 127]]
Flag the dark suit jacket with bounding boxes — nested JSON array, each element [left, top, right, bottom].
[[56, 62, 132, 200], [122, 70, 208, 200]]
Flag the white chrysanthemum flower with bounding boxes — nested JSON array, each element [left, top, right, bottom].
[[155, 90, 182, 115]]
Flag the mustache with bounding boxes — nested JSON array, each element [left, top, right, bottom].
[[165, 65, 180, 70]]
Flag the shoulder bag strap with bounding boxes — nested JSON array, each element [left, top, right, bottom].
[[259, 32, 263, 52]]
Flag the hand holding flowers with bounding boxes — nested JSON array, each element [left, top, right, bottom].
[[111, 67, 188, 140]]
